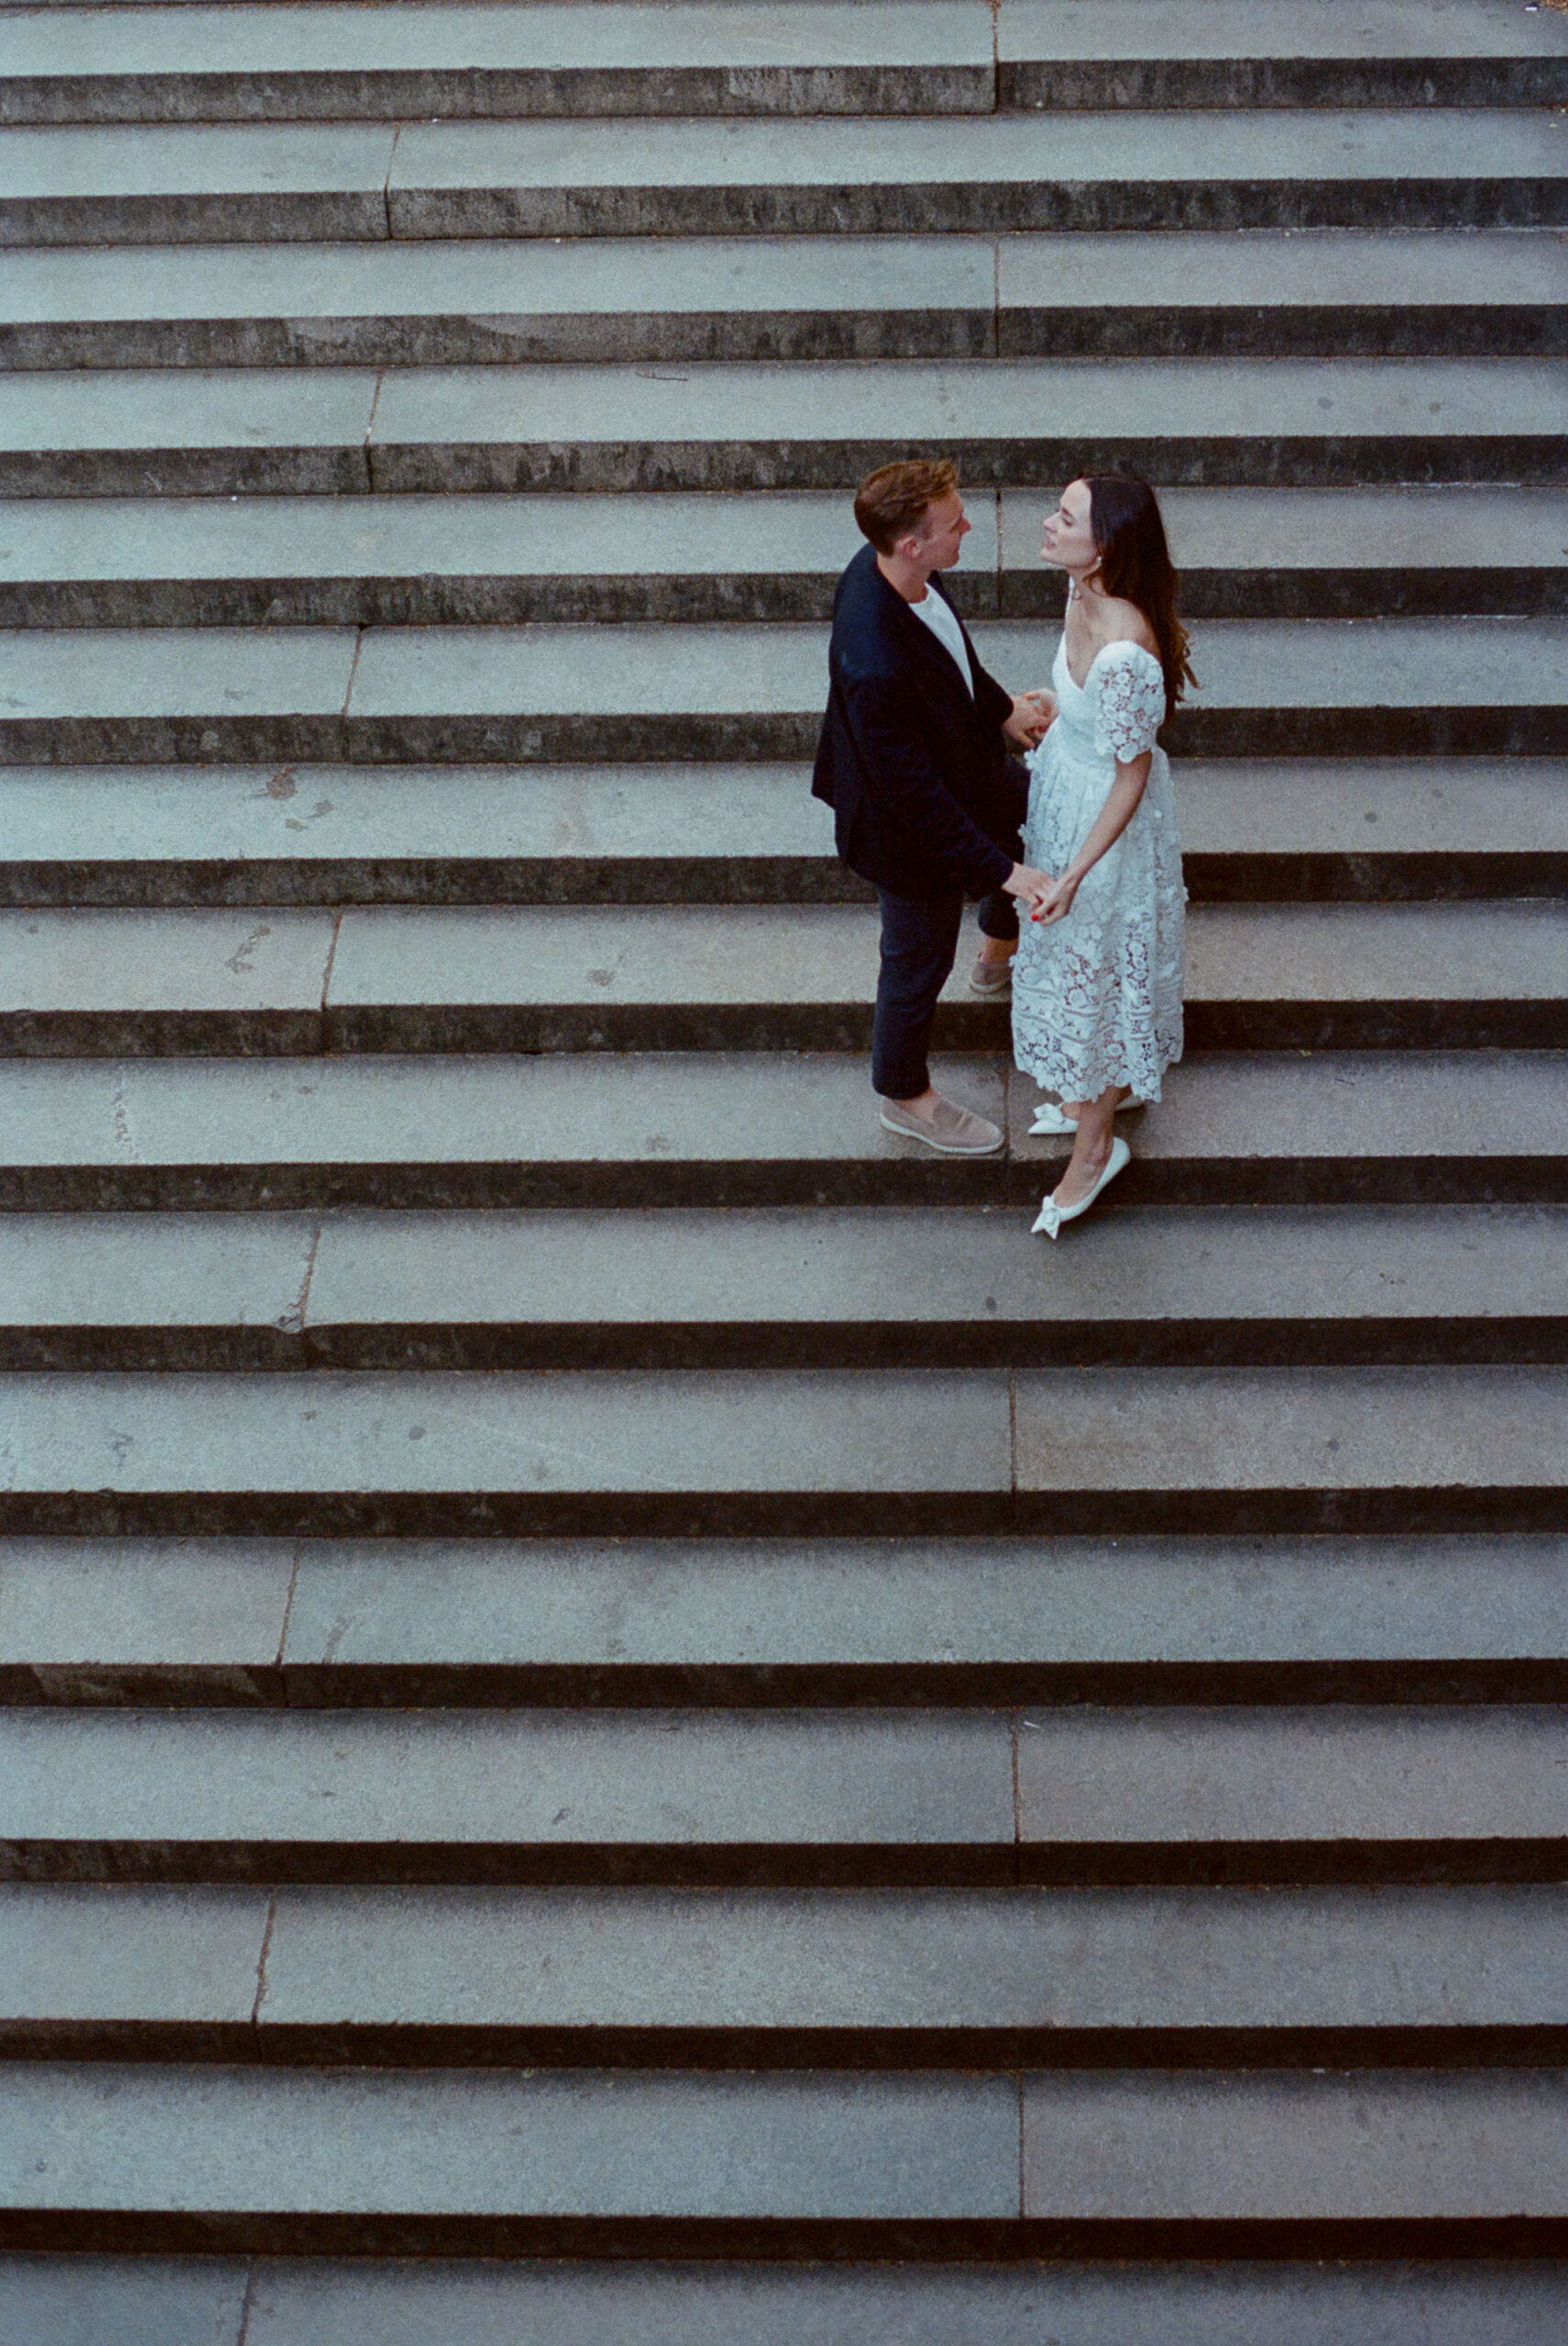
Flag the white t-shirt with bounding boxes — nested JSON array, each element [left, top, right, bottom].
[[908, 585, 973, 695]]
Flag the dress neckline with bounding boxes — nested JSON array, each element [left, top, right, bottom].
[[1059, 631, 1157, 695]]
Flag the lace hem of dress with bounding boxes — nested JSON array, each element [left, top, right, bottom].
[[1013, 925, 1183, 1102]]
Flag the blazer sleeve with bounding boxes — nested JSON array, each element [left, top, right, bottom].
[[841, 668, 1014, 895]]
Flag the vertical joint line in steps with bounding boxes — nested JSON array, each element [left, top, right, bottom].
[[992, 236, 1001, 360], [276, 1539, 305, 1688], [235, 2261, 261, 2346], [384, 123, 401, 241], [250, 1891, 279, 2038], [988, 0, 1002, 113], [319, 908, 345, 1055], [362, 369, 385, 493], [1007, 1370, 1017, 1528], [291, 1221, 325, 1357], [340, 626, 366, 762]]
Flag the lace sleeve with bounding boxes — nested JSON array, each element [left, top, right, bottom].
[[1091, 642, 1165, 762]]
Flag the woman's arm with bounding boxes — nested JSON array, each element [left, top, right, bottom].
[[1030, 751, 1151, 925]]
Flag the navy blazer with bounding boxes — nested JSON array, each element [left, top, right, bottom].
[[811, 541, 1023, 901]]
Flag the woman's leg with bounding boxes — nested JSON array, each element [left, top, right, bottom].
[[1051, 1082, 1121, 1207]]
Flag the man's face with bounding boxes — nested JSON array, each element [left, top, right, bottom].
[[907, 490, 970, 571]]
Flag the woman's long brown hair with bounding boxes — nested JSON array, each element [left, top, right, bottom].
[[1084, 475, 1197, 723]]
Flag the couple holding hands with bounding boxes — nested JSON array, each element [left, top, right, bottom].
[[813, 457, 1194, 1237]]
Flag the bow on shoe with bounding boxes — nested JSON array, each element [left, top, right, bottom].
[[1031, 1196, 1064, 1240]]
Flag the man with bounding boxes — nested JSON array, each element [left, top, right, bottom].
[[812, 457, 1052, 1155]]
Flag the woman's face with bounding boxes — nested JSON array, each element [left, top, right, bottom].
[[1040, 479, 1098, 576]]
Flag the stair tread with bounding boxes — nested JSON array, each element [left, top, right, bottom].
[[6, 357, 1559, 469], [0, 1, 999, 85], [7, 229, 1559, 329], [6, 1530, 1566, 1693], [5, 1205, 1565, 1348], [2, 1051, 1561, 1171], [7, 488, 1567, 587], [4, 614, 1563, 719], [9, 901, 1555, 1013], [0, 2255, 1559, 2346], [6, 108, 1563, 210], [5, 2061, 1568, 2235], [5, 1703, 1568, 1852], [5, 761, 1565, 882], [2, 1365, 1563, 1537], [5, 1881, 1568, 2038]]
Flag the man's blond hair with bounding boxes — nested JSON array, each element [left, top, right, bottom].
[[853, 458, 959, 555]]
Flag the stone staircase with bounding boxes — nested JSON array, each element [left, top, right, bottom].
[[2, 0, 1567, 2335]]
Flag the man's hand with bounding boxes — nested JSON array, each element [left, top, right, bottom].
[[1030, 868, 1081, 926], [1003, 690, 1056, 748], [1003, 861, 1054, 915]]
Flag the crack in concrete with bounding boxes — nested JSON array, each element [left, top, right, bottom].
[[276, 1537, 306, 1682]]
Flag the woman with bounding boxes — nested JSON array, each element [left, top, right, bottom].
[[1011, 475, 1194, 1237]]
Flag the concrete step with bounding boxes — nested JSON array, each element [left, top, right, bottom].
[[5, 899, 1563, 1059], [5, 231, 1564, 372], [9, 112, 1567, 247], [5, 617, 1566, 764], [5, 1880, 1568, 2063], [4, 1202, 1565, 1372], [5, 2255, 1566, 2346], [0, 2, 1003, 128], [5, 760, 1565, 911], [7, 1528, 1568, 1708], [3, 900, 1563, 1059], [4, 1049, 1563, 1213], [11, 2057, 1568, 2257], [6, 488, 1566, 628], [7, 357, 1559, 499], [5, 0, 1565, 126], [2, 1362, 1563, 1538], [5, 1700, 1568, 1885]]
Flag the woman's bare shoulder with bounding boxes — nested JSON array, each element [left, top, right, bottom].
[[1096, 595, 1157, 655]]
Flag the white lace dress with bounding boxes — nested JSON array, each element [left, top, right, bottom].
[[1012, 634, 1185, 1102]]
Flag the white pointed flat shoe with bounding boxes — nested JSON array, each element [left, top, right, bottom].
[[1029, 1095, 1147, 1136], [1032, 1135, 1131, 1238]]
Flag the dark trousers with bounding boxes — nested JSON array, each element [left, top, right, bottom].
[[872, 882, 1017, 1101]]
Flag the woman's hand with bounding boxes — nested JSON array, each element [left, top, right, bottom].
[[1030, 868, 1081, 926], [1003, 690, 1056, 747]]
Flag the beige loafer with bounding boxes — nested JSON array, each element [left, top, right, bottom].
[[968, 955, 1014, 999], [880, 1092, 1004, 1156]]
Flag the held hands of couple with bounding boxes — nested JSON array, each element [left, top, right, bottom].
[[1003, 689, 1056, 749], [1004, 861, 1080, 925]]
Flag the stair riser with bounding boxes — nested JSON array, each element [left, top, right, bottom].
[[11, 436, 1560, 501], [3, 1488, 1563, 1540], [5, 60, 1563, 129], [5, 2208, 1566, 2262], [12, 1656, 1568, 1708], [4, 1157, 1564, 1213], [3, 1836, 1566, 1891], [0, 67, 996, 131], [1, 2020, 1564, 2069], [6, 569, 1563, 628], [7, 852, 1556, 910], [2, 1003, 1559, 1058], [1002, 62, 1568, 111], [5, 308, 1563, 374], [16, 2207, 1568, 2263], [10, 181, 1565, 247], [5, 1321, 1565, 1375], [6, 711, 1565, 765]]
